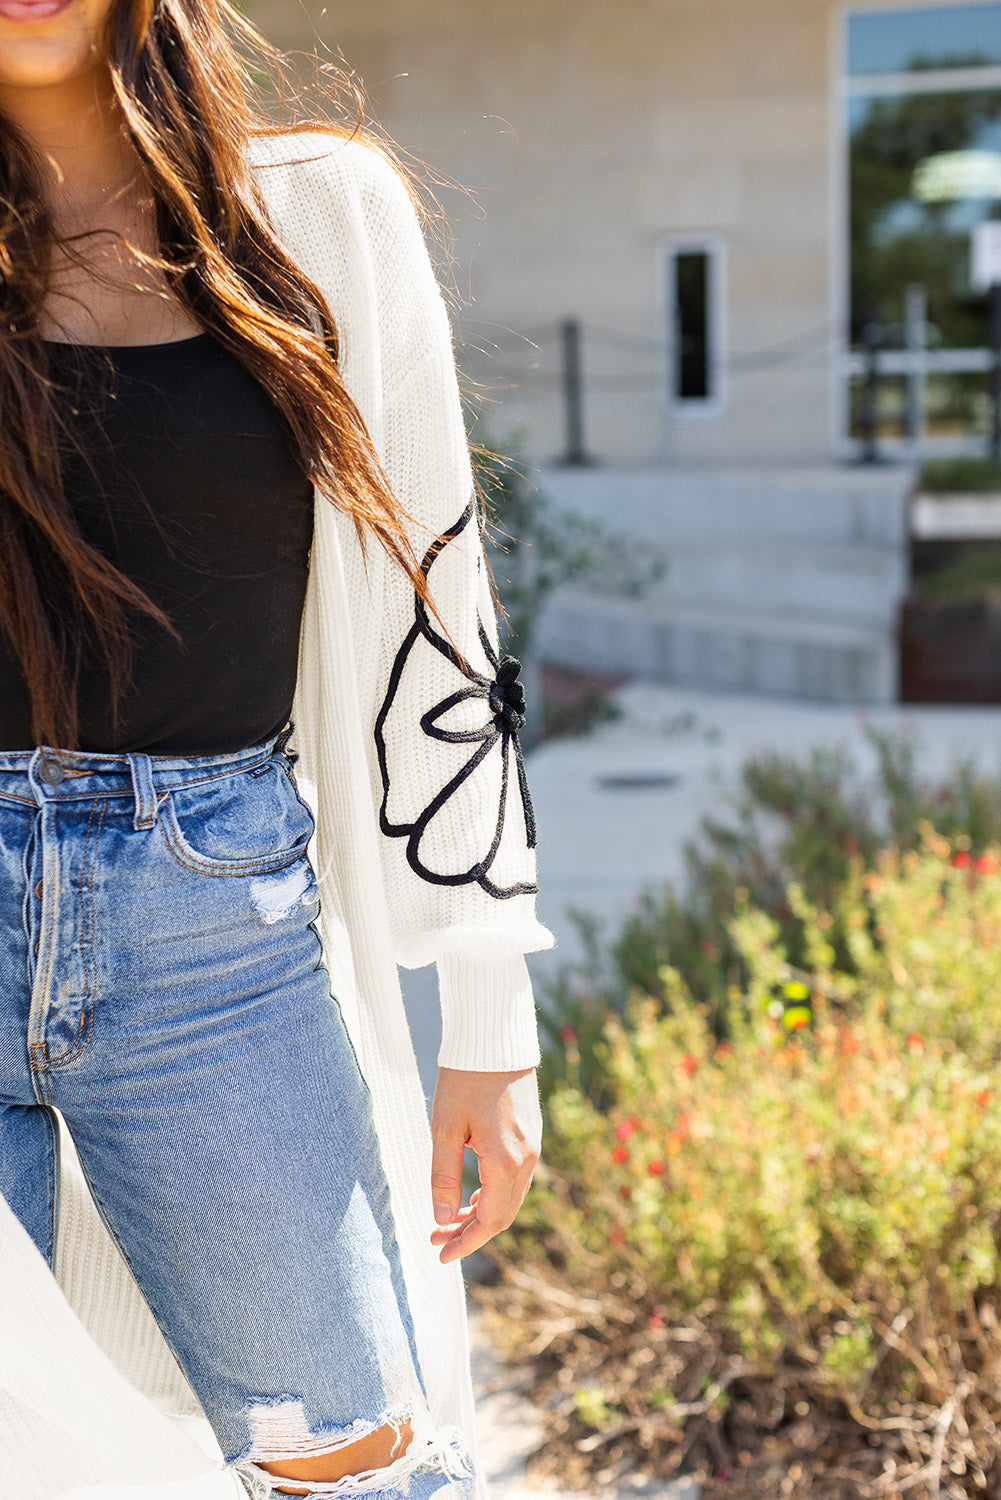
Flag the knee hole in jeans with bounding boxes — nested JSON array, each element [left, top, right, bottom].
[[237, 1398, 473, 1497]]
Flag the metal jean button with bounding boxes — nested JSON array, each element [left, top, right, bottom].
[[39, 759, 65, 787]]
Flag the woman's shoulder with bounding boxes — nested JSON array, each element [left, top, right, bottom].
[[247, 127, 449, 381], [246, 128, 418, 229], [246, 128, 439, 339]]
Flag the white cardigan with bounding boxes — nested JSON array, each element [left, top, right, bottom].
[[0, 131, 555, 1500]]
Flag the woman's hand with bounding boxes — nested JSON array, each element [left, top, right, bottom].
[[429, 1066, 542, 1264]]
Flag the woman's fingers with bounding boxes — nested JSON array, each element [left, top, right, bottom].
[[435, 1153, 530, 1263], [429, 1066, 541, 1263]]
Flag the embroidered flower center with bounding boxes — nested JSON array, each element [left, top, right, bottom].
[[374, 499, 539, 898], [489, 656, 527, 732]]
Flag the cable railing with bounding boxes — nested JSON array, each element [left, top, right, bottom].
[[456, 309, 1001, 467]]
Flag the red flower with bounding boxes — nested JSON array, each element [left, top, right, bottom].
[[612, 1145, 629, 1164], [558, 1025, 578, 1044], [648, 1310, 664, 1329], [906, 1032, 923, 1052], [680, 1054, 698, 1078], [976, 854, 999, 875], [953, 851, 971, 869], [615, 1118, 640, 1142], [978, 1088, 991, 1107], [648, 1158, 665, 1177], [839, 1028, 859, 1054]]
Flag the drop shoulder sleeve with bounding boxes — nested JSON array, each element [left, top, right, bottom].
[[354, 147, 555, 1072]]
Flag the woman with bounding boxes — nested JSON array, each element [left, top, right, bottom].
[[0, 2, 554, 1498]]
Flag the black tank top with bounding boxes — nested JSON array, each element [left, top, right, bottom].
[[0, 332, 315, 754]]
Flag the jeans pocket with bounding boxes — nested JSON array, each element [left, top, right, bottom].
[[159, 756, 316, 877]]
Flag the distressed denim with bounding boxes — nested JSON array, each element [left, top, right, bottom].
[[0, 735, 473, 1499]]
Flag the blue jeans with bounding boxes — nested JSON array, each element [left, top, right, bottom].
[[0, 735, 473, 1499]]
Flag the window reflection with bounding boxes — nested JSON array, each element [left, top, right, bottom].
[[849, 89, 1001, 346], [848, 4, 1001, 76]]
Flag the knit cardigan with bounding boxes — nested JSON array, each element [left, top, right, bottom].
[[0, 131, 555, 1500]]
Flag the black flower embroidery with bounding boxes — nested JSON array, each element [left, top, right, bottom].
[[374, 501, 538, 900]]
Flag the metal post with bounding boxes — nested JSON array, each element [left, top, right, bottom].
[[557, 317, 594, 467], [904, 282, 927, 459], [858, 308, 883, 465], [990, 282, 1001, 464]]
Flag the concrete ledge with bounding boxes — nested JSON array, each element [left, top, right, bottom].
[[534, 463, 913, 548], [641, 536, 905, 626], [911, 493, 1001, 538], [538, 594, 898, 703]]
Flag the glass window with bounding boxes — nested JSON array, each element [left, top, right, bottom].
[[666, 243, 722, 408], [846, 5, 1001, 451], [926, 370, 993, 435], [849, 88, 1001, 346], [675, 251, 710, 400], [849, 372, 909, 440], [849, 4, 1001, 77]]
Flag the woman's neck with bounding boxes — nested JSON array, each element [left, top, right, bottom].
[[0, 69, 142, 227], [0, 66, 194, 346]]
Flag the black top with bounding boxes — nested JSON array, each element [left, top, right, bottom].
[[0, 332, 315, 754]]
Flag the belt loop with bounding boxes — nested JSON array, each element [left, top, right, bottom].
[[274, 719, 297, 767], [129, 754, 159, 831]]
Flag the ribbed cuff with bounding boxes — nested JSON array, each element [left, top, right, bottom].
[[436, 952, 542, 1072]]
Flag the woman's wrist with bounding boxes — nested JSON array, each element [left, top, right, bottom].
[[435, 951, 542, 1072]]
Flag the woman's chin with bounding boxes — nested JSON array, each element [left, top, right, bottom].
[[0, 48, 98, 89], [0, 0, 113, 91]]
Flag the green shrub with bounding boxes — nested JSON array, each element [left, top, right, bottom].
[[482, 730, 1001, 1495], [481, 833, 1001, 1497], [910, 546, 1001, 604], [536, 723, 1001, 1102], [917, 456, 1001, 494]]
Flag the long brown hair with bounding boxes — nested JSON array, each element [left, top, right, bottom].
[[0, 0, 449, 749]]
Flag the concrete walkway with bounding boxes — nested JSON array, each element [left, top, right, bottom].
[[400, 680, 1001, 1496], [470, 1306, 698, 1500], [526, 679, 1001, 983]]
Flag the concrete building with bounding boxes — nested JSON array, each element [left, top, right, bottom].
[[249, 1, 1001, 702]]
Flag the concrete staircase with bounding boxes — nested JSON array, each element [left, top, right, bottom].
[[532, 465, 914, 704]]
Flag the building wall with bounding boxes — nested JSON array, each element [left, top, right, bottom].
[[249, 0, 842, 468]]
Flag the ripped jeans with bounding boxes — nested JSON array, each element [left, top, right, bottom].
[[0, 733, 473, 1499]]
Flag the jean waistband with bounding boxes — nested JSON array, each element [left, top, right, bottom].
[[0, 724, 294, 829]]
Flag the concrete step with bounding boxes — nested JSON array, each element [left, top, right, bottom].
[[537, 593, 897, 703], [649, 537, 905, 627], [535, 463, 914, 549], [911, 493, 1001, 538]]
